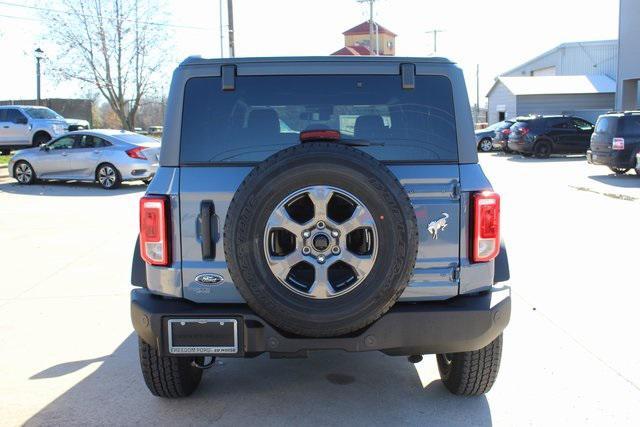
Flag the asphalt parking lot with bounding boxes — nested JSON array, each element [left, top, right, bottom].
[[0, 153, 639, 426]]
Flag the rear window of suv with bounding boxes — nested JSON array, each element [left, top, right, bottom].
[[595, 117, 617, 134], [180, 75, 458, 163], [618, 116, 640, 135]]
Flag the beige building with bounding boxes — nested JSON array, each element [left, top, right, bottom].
[[332, 21, 396, 56]]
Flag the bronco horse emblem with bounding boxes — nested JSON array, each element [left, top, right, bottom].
[[427, 213, 449, 239]]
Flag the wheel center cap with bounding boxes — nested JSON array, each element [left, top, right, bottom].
[[312, 233, 330, 251]]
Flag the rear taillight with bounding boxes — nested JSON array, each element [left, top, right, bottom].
[[520, 127, 530, 135], [612, 137, 625, 150], [127, 146, 147, 160], [139, 196, 170, 266], [472, 191, 500, 263], [501, 129, 511, 135]]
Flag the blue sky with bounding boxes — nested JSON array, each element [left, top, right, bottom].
[[0, 0, 620, 106]]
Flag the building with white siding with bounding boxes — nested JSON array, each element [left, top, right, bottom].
[[616, 0, 640, 110], [487, 40, 618, 124]]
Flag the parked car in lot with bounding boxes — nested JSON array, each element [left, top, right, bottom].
[[9, 129, 160, 189], [475, 122, 501, 152], [491, 120, 515, 152], [587, 111, 640, 175], [130, 56, 510, 398], [507, 115, 594, 158]]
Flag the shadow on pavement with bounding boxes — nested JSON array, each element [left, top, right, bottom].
[[25, 334, 492, 426], [0, 179, 146, 197], [503, 154, 587, 163], [588, 174, 640, 189]]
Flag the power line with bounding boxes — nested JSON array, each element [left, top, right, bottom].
[[0, 1, 213, 30], [0, 12, 40, 22]]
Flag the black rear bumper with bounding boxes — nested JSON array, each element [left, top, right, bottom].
[[131, 288, 511, 357], [587, 150, 636, 168]]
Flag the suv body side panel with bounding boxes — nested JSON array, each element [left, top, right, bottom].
[[145, 166, 182, 297], [389, 165, 460, 300], [458, 163, 496, 294]]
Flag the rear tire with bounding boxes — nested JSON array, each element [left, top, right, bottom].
[[96, 163, 122, 189], [534, 141, 551, 159], [437, 334, 503, 396], [14, 161, 36, 185], [138, 338, 203, 398], [609, 167, 630, 175]]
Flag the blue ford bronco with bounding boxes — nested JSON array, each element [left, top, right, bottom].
[[131, 56, 511, 398]]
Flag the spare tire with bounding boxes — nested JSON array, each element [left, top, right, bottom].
[[224, 142, 418, 337]]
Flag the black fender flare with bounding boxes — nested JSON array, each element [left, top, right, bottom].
[[494, 239, 510, 283], [131, 235, 147, 288]]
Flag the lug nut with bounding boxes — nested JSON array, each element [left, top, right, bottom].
[[317, 221, 325, 229], [302, 246, 311, 255], [331, 246, 341, 255], [317, 255, 326, 263], [302, 230, 311, 238], [331, 230, 339, 238]]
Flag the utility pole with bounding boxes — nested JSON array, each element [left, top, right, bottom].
[[227, 0, 235, 57], [476, 64, 480, 123], [357, 0, 377, 55], [425, 29, 444, 55], [219, 0, 224, 57]]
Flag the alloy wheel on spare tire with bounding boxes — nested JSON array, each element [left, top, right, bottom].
[[224, 142, 419, 337]]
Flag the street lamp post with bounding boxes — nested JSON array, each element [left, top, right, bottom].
[[34, 48, 44, 105]]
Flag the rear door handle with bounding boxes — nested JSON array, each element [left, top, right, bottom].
[[200, 200, 216, 260]]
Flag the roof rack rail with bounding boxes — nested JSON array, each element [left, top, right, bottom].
[[603, 110, 640, 115]]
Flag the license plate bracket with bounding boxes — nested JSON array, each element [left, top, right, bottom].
[[167, 318, 238, 355]]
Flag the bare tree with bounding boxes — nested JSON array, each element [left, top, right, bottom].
[[44, 0, 169, 130]]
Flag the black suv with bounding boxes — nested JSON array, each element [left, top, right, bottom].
[[507, 115, 594, 158], [587, 111, 640, 175]]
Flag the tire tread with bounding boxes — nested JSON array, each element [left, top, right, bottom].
[[437, 334, 503, 396], [138, 338, 202, 398]]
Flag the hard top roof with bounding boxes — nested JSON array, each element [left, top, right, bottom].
[[180, 55, 454, 67]]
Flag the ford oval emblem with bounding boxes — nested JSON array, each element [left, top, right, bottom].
[[195, 273, 225, 285]]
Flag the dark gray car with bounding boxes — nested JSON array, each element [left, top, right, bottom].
[[130, 56, 511, 398]]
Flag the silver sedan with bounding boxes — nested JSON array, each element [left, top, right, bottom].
[[8, 129, 160, 189]]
